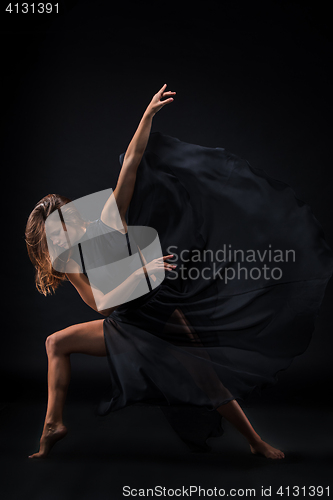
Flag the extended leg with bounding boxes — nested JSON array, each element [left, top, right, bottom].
[[167, 310, 285, 460], [216, 399, 285, 459], [164, 308, 234, 401], [28, 319, 106, 459]]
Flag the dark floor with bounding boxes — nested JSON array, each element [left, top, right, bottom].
[[1, 375, 332, 500]]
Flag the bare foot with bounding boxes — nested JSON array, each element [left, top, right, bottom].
[[28, 422, 68, 459], [250, 438, 285, 459]]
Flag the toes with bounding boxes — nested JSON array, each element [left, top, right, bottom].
[[28, 452, 45, 459]]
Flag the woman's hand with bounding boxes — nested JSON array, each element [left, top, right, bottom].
[[145, 84, 176, 117], [144, 254, 177, 278]]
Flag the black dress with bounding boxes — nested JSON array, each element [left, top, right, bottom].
[[84, 132, 333, 451]]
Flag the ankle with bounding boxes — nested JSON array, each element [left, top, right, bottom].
[[44, 420, 64, 429], [248, 435, 262, 446]]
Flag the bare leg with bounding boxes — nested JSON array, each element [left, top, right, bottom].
[[167, 310, 285, 460], [216, 400, 285, 459], [28, 319, 106, 459], [165, 308, 234, 400]]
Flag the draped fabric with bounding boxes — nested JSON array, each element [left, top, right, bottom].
[[95, 132, 333, 450]]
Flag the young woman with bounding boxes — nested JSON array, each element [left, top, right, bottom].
[[25, 84, 333, 460]]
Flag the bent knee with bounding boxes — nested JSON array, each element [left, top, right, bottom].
[[45, 321, 106, 357], [45, 331, 66, 355]]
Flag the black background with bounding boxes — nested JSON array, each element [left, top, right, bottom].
[[2, 0, 333, 497]]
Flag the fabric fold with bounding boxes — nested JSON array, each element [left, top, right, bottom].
[[95, 132, 333, 451]]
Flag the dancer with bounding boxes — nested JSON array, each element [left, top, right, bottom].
[[26, 84, 333, 460]]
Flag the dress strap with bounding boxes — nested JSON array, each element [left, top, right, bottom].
[[130, 234, 153, 293], [78, 242, 87, 276], [125, 232, 132, 256]]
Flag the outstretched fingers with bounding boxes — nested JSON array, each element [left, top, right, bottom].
[[147, 84, 176, 115], [162, 255, 177, 269], [157, 83, 168, 94], [158, 84, 176, 103]]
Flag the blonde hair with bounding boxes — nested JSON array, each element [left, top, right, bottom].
[[25, 193, 84, 295]]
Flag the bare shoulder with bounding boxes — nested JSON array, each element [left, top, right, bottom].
[[65, 260, 90, 290], [100, 211, 128, 234], [65, 258, 82, 276], [65, 258, 116, 316]]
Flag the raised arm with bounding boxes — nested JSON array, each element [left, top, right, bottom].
[[101, 84, 176, 226]]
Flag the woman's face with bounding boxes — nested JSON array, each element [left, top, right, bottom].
[[46, 218, 85, 249]]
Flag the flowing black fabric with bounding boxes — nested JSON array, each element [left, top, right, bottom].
[[95, 132, 333, 450]]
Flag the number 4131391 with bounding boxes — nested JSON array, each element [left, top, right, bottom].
[[5, 3, 59, 14]]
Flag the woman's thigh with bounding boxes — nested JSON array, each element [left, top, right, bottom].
[[47, 319, 106, 357]]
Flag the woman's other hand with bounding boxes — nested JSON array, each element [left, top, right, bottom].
[[145, 84, 176, 117], [144, 255, 177, 278]]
